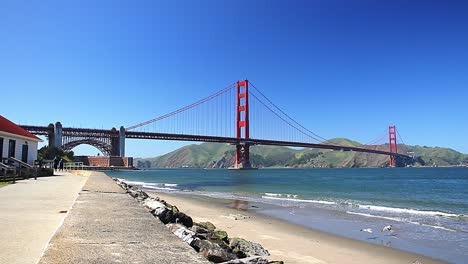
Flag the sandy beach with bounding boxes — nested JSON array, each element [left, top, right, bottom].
[[148, 191, 447, 264]]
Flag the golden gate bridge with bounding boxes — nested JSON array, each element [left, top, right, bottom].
[[20, 80, 412, 168]]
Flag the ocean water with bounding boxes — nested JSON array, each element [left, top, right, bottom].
[[106, 167, 468, 263]]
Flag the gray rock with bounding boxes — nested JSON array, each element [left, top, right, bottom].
[[192, 225, 229, 249], [192, 225, 210, 240], [116, 180, 128, 190], [196, 221, 217, 231], [143, 198, 167, 212], [136, 191, 149, 202], [127, 186, 142, 198], [158, 207, 176, 224], [145, 199, 193, 226], [166, 223, 197, 244], [229, 238, 269, 258], [192, 239, 237, 263], [174, 211, 193, 227], [213, 230, 229, 243], [219, 256, 270, 264]]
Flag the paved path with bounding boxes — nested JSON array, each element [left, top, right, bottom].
[[0, 172, 88, 264], [39, 172, 208, 264]]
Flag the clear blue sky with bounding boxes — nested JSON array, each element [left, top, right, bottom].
[[1, 0, 467, 157]]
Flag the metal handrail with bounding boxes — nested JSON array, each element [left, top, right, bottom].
[[0, 161, 17, 182], [63, 162, 84, 170], [8, 157, 33, 169]]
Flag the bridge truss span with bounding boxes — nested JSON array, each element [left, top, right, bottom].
[[20, 124, 125, 157]]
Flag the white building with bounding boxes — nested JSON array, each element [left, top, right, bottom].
[[0, 115, 42, 166]]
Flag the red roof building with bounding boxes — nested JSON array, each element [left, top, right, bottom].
[[0, 116, 41, 141], [0, 115, 41, 165]]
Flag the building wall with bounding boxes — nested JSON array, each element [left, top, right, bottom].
[[74, 156, 133, 167], [0, 134, 38, 165]]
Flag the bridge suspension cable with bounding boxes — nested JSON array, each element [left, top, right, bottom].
[[124, 79, 406, 157], [248, 81, 333, 144], [126, 83, 236, 133]]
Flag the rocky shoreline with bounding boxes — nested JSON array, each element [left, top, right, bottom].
[[113, 178, 284, 264]]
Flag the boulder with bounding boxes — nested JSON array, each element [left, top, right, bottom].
[[196, 221, 217, 231], [116, 180, 128, 190], [166, 223, 197, 244], [145, 200, 193, 226], [174, 211, 193, 227], [192, 224, 229, 249], [158, 207, 176, 224], [229, 238, 269, 258], [136, 190, 149, 202], [144, 198, 167, 211], [192, 225, 210, 240], [219, 257, 270, 264], [221, 257, 284, 264], [192, 239, 237, 263], [127, 186, 142, 198], [213, 230, 229, 243]]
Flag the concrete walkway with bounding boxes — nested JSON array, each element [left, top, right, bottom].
[[0, 172, 88, 264], [39, 172, 207, 263]]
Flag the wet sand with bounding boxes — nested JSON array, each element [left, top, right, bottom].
[[149, 191, 447, 264]]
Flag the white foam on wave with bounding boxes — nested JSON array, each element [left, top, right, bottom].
[[356, 204, 460, 218], [122, 180, 146, 186], [262, 195, 336, 205], [264, 193, 299, 198], [347, 211, 457, 232], [115, 178, 178, 191], [141, 184, 178, 191], [347, 211, 407, 222]]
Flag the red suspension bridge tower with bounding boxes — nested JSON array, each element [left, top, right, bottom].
[[235, 80, 252, 169], [388, 125, 398, 167]]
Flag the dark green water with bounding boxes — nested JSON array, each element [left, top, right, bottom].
[[107, 167, 468, 263]]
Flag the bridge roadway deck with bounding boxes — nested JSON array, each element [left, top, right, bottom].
[[39, 172, 208, 264], [19, 124, 410, 158]]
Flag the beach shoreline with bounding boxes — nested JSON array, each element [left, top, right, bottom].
[[147, 191, 446, 264]]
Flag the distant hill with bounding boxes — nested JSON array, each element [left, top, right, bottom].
[[134, 139, 468, 168]]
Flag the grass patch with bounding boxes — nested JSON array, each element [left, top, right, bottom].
[[0, 181, 14, 187]]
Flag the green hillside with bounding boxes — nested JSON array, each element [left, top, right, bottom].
[[134, 140, 468, 168]]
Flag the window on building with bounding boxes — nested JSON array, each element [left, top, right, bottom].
[[8, 139, 16, 158]]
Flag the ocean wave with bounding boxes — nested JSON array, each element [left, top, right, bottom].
[[119, 180, 178, 189], [121, 180, 146, 186], [261, 193, 463, 219], [264, 193, 299, 198], [262, 195, 336, 205], [355, 204, 461, 218], [347, 211, 405, 222], [141, 184, 178, 191], [347, 211, 457, 232]]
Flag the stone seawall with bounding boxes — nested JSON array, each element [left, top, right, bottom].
[[39, 171, 208, 264], [114, 178, 284, 264]]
